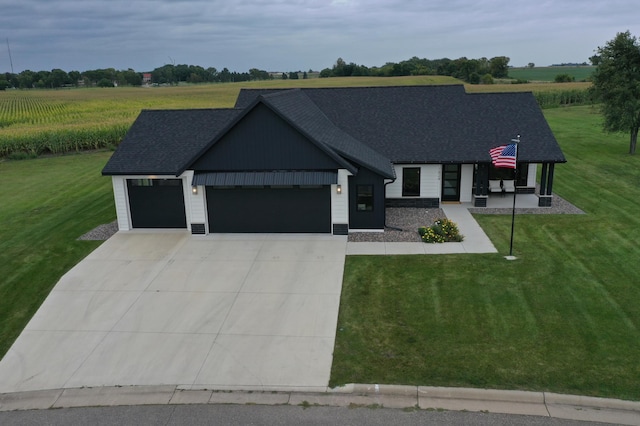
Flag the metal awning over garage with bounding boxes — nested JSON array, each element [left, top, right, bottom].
[[192, 171, 337, 186]]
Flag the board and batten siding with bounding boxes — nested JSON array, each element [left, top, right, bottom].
[[331, 169, 351, 225], [386, 164, 441, 198]]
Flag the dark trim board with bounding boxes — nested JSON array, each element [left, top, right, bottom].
[[386, 198, 440, 208], [206, 186, 331, 233]]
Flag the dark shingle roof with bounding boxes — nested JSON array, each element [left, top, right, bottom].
[[238, 86, 565, 164], [102, 108, 240, 175], [104, 85, 565, 176]]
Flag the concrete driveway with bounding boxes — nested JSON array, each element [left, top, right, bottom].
[[0, 232, 347, 393]]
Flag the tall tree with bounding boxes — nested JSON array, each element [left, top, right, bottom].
[[489, 56, 510, 78], [590, 31, 640, 154]]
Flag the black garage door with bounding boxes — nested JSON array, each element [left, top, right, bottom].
[[206, 186, 330, 233], [127, 179, 187, 228]]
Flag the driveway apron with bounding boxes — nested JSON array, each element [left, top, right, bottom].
[[0, 232, 347, 393]]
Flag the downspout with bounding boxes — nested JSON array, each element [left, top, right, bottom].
[[384, 178, 403, 231]]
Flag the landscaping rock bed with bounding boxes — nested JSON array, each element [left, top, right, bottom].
[[347, 208, 445, 242], [77, 221, 119, 240]]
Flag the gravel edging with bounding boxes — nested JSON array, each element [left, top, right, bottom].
[[77, 221, 119, 241]]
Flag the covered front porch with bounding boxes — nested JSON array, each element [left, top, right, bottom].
[[472, 162, 557, 208]]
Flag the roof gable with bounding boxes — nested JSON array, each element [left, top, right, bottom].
[[259, 90, 395, 178], [189, 102, 347, 172]]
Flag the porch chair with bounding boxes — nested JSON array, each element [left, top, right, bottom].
[[488, 180, 503, 196], [502, 180, 516, 193]]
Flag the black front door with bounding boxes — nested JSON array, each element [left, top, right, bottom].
[[441, 164, 461, 202]]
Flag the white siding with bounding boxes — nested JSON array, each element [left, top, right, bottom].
[[331, 169, 351, 225], [386, 164, 441, 198], [189, 185, 207, 225], [180, 170, 195, 232], [527, 164, 537, 187], [460, 164, 474, 203], [112, 177, 130, 231]]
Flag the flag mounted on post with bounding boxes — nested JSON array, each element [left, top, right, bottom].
[[489, 144, 517, 169], [489, 136, 520, 260]]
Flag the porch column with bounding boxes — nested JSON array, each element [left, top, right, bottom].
[[473, 163, 489, 207], [538, 162, 554, 207]]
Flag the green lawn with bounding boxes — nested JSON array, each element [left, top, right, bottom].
[[0, 152, 115, 358], [331, 105, 640, 401]]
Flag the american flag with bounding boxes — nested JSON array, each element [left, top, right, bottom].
[[489, 143, 517, 169]]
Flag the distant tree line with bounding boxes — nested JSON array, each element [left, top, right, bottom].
[[0, 55, 511, 90], [319, 56, 511, 84], [0, 64, 281, 90], [551, 62, 590, 67], [1, 68, 143, 89]]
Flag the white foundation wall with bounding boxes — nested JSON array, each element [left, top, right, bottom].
[[331, 169, 351, 225], [386, 164, 441, 198]]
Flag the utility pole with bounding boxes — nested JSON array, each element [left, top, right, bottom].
[[6, 38, 14, 74]]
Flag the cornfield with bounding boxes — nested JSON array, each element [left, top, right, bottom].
[[0, 85, 240, 158]]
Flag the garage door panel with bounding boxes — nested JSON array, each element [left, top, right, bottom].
[[127, 179, 187, 228], [207, 187, 330, 233]]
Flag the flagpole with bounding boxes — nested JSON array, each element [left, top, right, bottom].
[[507, 135, 520, 259]]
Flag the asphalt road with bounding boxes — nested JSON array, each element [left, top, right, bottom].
[[0, 404, 615, 426]]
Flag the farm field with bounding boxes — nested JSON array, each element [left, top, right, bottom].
[[0, 76, 591, 157], [508, 66, 595, 82], [331, 105, 640, 401]]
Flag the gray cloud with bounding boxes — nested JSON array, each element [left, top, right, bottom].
[[1, 0, 638, 73]]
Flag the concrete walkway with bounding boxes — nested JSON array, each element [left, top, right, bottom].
[[347, 204, 497, 255], [0, 232, 347, 394]]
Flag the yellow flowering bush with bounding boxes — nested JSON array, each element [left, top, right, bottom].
[[418, 218, 464, 243]]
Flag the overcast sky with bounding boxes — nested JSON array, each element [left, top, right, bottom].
[[1, 0, 639, 74]]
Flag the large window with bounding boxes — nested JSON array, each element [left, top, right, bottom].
[[402, 167, 420, 196], [356, 185, 374, 211]]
